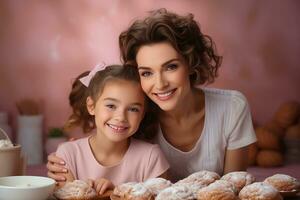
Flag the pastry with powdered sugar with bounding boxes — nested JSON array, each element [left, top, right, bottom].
[[221, 171, 255, 192], [110, 182, 154, 200], [197, 180, 238, 200], [239, 182, 283, 200], [54, 180, 97, 200], [143, 178, 172, 196], [156, 185, 195, 200], [264, 174, 300, 193], [176, 170, 220, 186]]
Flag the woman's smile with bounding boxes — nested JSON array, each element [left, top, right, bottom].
[[153, 88, 177, 101]]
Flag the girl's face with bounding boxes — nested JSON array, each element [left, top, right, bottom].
[[136, 42, 191, 112], [87, 79, 145, 143]]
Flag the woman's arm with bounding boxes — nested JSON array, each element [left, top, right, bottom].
[[223, 146, 249, 175], [158, 170, 169, 180], [55, 168, 75, 188], [47, 153, 69, 181]]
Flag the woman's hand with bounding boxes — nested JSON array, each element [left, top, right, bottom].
[[46, 153, 68, 182], [88, 178, 114, 195]]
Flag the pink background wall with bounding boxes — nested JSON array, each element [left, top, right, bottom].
[[1, 0, 299, 139]]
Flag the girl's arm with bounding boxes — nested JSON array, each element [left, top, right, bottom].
[[88, 178, 114, 195], [55, 167, 75, 188], [223, 146, 249, 175]]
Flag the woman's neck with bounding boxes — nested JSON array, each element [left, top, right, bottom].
[[159, 88, 204, 123], [158, 88, 205, 151]]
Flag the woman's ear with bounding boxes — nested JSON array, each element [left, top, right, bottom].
[[86, 96, 95, 115]]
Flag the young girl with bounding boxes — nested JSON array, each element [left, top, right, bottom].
[[54, 64, 169, 195], [48, 8, 257, 183]]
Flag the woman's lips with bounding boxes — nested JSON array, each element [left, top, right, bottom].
[[154, 89, 176, 101]]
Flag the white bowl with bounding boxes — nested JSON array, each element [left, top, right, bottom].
[[0, 176, 55, 200]]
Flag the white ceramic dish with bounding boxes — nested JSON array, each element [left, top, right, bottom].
[[0, 176, 55, 200]]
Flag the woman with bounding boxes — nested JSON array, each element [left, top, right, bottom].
[[47, 8, 256, 182]]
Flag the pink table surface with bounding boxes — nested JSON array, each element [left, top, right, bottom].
[[27, 163, 300, 181]]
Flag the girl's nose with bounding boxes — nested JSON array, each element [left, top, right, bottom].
[[115, 110, 127, 122], [155, 74, 169, 90]]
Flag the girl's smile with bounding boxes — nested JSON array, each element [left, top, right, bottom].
[[106, 123, 129, 133]]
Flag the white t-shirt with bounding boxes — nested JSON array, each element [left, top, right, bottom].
[[154, 88, 257, 182]]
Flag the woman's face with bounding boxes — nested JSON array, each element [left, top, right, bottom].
[[136, 42, 191, 112]]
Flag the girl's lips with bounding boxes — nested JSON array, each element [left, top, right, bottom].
[[154, 89, 176, 101], [107, 123, 128, 133]]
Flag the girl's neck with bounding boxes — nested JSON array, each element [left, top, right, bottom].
[[159, 87, 204, 123], [89, 133, 130, 166]]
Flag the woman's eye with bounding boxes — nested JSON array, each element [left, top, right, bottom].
[[106, 104, 116, 109], [128, 107, 140, 112], [140, 71, 152, 77], [167, 63, 178, 70]]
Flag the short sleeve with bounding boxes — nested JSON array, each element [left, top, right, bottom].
[[226, 92, 257, 150], [55, 142, 77, 178], [144, 145, 170, 180]]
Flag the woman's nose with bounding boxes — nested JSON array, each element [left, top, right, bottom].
[[155, 74, 169, 90]]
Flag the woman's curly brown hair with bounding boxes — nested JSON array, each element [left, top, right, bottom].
[[119, 8, 222, 85]]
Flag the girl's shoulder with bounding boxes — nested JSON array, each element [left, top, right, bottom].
[[130, 138, 160, 150], [56, 136, 89, 152], [129, 139, 164, 159]]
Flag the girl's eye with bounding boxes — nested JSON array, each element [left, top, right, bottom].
[[106, 104, 116, 109], [128, 107, 140, 112], [140, 71, 152, 77], [166, 63, 178, 71]]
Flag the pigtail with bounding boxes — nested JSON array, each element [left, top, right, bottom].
[[63, 71, 96, 133]]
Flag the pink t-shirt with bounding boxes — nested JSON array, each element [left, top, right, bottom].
[[56, 137, 169, 186]]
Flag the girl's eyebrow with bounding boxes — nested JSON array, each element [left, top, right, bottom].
[[138, 58, 180, 70], [103, 97, 143, 106], [103, 97, 119, 102]]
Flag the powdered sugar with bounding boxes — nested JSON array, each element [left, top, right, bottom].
[[176, 170, 220, 186], [156, 185, 195, 200], [199, 180, 237, 194], [54, 180, 97, 199], [113, 182, 138, 197], [143, 178, 172, 195], [174, 182, 205, 199], [239, 182, 281, 200], [266, 174, 296, 182], [221, 171, 255, 191], [130, 183, 150, 196], [264, 174, 300, 192]]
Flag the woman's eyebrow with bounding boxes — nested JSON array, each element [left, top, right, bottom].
[[162, 58, 180, 66], [138, 58, 180, 69]]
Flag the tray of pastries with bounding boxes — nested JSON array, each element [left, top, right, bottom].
[[50, 171, 299, 200]]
